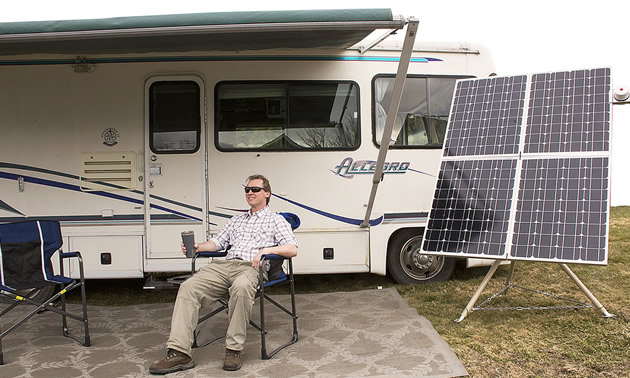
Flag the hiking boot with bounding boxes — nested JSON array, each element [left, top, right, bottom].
[[149, 349, 194, 375], [223, 348, 242, 371]]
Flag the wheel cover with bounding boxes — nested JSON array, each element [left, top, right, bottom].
[[398, 235, 445, 281]]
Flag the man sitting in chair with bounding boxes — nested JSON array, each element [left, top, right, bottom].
[[150, 174, 298, 374]]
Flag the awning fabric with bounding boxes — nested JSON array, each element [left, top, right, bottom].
[[0, 9, 405, 56]]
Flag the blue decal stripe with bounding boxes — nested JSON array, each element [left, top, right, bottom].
[[407, 168, 435, 177], [0, 214, 203, 225], [0, 171, 202, 222], [0, 55, 443, 66], [0, 162, 207, 212], [272, 193, 382, 226]]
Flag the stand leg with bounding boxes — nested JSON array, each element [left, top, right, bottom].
[[559, 264, 615, 318], [455, 260, 502, 323], [503, 261, 517, 295]]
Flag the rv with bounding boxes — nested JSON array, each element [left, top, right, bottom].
[[0, 9, 496, 294]]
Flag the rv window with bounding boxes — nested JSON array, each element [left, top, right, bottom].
[[216, 81, 359, 151], [149, 81, 201, 153], [373, 76, 465, 149]]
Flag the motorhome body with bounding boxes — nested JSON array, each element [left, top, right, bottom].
[[0, 9, 496, 288]]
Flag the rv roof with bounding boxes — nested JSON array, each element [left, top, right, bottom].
[[0, 8, 405, 56]]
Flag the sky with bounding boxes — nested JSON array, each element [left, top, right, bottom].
[[3, 0, 629, 205]]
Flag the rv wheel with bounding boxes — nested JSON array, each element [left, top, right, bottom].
[[387, 229, 455, 284]]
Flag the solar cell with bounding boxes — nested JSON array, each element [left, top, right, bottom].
[[422, 68, 611, 265]]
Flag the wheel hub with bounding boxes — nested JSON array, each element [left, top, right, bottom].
[[412, 251, 433, 270]]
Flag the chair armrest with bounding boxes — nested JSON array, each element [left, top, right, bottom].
[[58, 251, 85, 281], [60, 251, 82, 259], [195, 251, 228, 258], [191, 251, 228, 273], [260, 254, 286, 261]]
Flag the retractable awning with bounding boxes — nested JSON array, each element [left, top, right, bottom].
[[0, 9, 405, 56]]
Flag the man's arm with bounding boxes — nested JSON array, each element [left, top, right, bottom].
[[252, 244, 298, 269], [180, 239, 218, 256]]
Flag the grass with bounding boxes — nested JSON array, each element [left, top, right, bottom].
[[66, 206, 630, 376], [396, 206, 630, 377]]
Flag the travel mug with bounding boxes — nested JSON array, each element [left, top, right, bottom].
[[181, 231, 195, 258]]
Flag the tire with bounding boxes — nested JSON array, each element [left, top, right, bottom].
[[387, 229, 456, 284], [0, 285, 58, 304]]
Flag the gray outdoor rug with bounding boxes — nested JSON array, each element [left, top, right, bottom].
[[0, 287, 467, 377]]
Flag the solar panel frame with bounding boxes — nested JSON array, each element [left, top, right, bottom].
[[422, 68, 611, 265]]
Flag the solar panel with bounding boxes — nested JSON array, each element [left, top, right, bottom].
[[525, 68, 610, 154], [422, 68, 611, 265], [423, 159, 517, 258], [510, 157, 609, 263], [444, 75, 527, 157]]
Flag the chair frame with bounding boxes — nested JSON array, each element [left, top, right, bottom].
[[0, 220, 90, 365], [190, 252, 298, 359]]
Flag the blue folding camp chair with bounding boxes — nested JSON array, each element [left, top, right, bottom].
[[190, 212, 299, 359], [0, 220, 89, 364]]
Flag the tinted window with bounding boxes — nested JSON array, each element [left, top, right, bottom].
[[373, 76, 464, 148], [149, 81, 201, 153], [216, 82, 359, 151]]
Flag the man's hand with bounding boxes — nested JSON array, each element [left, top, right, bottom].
[[252, 249, 265, 270], [181, 242, 198, 256]]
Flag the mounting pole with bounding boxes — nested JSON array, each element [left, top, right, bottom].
[[559, 264, 615, 318], [454, 260, 501, 323], [360, 18, 418, 227]]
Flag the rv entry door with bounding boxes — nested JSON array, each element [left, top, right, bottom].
[[144, 76, 208, 260]]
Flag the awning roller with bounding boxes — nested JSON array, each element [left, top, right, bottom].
[[0, 9, 405, 55]]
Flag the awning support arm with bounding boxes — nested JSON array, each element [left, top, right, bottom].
[[358, 29, 399, 54], [360, 18, 419, 227]]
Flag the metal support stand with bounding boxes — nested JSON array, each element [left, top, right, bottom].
[[454, 260, 615, 322], [559, 263, 615, 318], [454, 260, 501, 323]]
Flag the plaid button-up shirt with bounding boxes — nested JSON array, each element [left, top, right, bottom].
[[210, 206, 297, 262]]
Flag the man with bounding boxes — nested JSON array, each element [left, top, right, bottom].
[[149, 174, 298, 374]]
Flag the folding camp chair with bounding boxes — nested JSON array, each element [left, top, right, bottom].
[[190, 212, 299, 359], [0, 220, 89, 364]]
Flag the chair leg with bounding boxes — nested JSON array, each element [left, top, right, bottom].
[[61, 283, 69, 337], [80, 278, 91, 346], [258, 259, 299, 360], [259, 281, 268, 359]]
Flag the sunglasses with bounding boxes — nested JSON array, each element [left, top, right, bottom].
[[244, 186, 265, 193]]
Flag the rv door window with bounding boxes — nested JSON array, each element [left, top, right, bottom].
[[149, 81, 201, 153], [373, 76, 465, 149], [216, 81, 359, 151]]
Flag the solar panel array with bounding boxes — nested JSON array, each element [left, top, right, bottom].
[[422, 68, 611, 265]]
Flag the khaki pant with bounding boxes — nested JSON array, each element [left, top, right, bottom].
[[166, 259, 267, 356]]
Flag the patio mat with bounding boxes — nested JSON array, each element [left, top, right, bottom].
[[0, 287, 467, 377]]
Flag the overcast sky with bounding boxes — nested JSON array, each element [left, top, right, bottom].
[[3, 0, 629, 205]]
